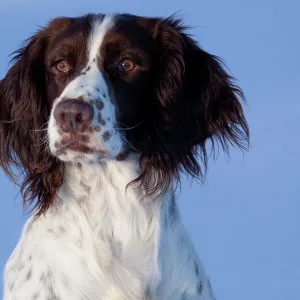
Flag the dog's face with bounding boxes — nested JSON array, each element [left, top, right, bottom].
[[0, 13, 249, 214], [46, 15, 159, 163]]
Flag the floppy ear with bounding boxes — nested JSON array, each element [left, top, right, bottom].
[[155, 16, 249, 148], [135, 16, 249, 194], [179, 30, 249, 152], [0, 30, 64, 215]]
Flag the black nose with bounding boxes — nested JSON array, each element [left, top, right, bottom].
[[54, 100, 94, 133]]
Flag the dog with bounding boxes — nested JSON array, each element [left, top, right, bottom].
[[0, 13, 249, 300]]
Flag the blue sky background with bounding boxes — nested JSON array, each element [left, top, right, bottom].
[[0, 1, 299, 299]]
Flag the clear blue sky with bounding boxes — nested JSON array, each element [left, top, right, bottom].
[[0, 1, 299, 299]]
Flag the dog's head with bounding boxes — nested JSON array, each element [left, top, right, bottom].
[[0, 14, 249, 214]]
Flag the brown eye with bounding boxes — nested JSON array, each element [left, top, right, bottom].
[[54, 60, 71, 73], [118, 59, 135, 72]]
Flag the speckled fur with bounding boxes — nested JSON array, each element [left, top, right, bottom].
[[3, 155, 215, 300]]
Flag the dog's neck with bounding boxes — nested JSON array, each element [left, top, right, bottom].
[[56, 153, 172, 241], [29, 153, 173, 296]]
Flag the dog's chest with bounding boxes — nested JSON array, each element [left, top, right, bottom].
[[51, 182, 161, 299], [5, 197, 161, 300], [5, 162, 163, 300]]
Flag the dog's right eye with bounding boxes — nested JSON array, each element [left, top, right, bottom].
[[52, 59, 71, 74]]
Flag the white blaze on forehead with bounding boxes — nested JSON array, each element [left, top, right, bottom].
[[57, 14, 115, 100], [88, 14, 115, 63]]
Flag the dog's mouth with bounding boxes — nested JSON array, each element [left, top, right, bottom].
[[55, 134, 108, 156]]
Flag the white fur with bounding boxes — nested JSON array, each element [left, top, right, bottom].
[[3, 155, 215, 300]]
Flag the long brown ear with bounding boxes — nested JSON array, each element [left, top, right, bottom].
[[184, 41, 250, 153], [0, 30, 64, 215], [156, 16, 249, 150], [135, 16, 249, 195]]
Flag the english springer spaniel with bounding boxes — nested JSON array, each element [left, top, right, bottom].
[[0, 13, 249, 300]]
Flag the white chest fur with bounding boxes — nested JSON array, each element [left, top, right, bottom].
[[3, 155, 215, 300]]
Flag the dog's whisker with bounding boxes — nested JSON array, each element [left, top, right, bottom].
[[121, 136, 138, 152], [114, 121, 143, 131], [29, 122, 49, 132]]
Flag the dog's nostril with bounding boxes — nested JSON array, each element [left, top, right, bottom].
[[76, 113, 83, 123]]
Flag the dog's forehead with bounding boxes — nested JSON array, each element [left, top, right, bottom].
[[46, 14, 157, 50], [46, 15, 96, 48]]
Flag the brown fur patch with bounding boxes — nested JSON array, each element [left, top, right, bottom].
[[80, 180, 91, 194], [116, 149, 130, 161], [96, 99, 104, 110], [97, 112, 106, 125], [102, 131, 112, 142]]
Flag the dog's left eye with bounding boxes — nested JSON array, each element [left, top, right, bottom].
[[118, 59, 135, 72], [53, 59, 71, 73]]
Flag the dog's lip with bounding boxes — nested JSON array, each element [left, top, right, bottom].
[[61, 133, 89, 145], [56, 140, 108, 156]]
